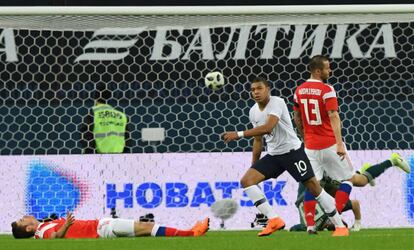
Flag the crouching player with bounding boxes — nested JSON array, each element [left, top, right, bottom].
[[11, 211, 209, 239], [292, 174, 362, 232]]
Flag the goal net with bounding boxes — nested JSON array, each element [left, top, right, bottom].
[[0, 5, 412, 155]]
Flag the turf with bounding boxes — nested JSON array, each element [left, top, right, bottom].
[[1, 229, 414, 250]]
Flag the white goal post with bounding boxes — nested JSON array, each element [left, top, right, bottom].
[[1, 5, 414, 15], [0, 5, 414, 30]]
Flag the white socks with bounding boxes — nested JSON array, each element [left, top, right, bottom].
[[316, 189, 345, 228], [244, 185, 278, 219]]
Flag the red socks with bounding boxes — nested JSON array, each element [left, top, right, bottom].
[[303, 191, 317, 228], [335, 181, 353, 213], [304, 200, 317, 227], [156, 226, 194, 237]]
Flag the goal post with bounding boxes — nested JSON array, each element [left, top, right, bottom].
[[1, 5, 414, 30]]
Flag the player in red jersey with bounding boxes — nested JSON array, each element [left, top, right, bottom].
[[293, 55, 410, 234], [11, 211, 209, 239]]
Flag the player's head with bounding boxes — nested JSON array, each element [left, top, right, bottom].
[[11, 215, 38, 239], [308, 55, 331, 82], [94, 82, 111, 104], [250, 77, 270, 104]]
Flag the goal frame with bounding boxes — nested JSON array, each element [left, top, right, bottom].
[[0, 5, 414, 16]]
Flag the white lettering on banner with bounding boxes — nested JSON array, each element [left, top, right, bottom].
[[182, 28, 214, 60], [331, 24, 349, 58], [215, 27, 236, 60], [365, 24, 396, 58], [345, 24, 369, 58], [233, 26, 252, 60], [75, 24, 397, 61], [256, 25, 290, 59], [150, 27, 184, 60], [289, 25, 328, 59], [0, 29, 18, 62], [75, 28, 146, 62]]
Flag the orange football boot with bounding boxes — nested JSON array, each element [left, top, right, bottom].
[[191, 218, 210, 237], [258, 217, 285, 237], [332, 226, 349, 237]]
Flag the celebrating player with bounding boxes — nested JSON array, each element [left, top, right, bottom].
[[11, 211, 209, 239], [293, 55, 410, 233], [222, 77, 348, 237]]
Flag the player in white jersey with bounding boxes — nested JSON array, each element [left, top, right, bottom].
[[222, 77, 349, 237]]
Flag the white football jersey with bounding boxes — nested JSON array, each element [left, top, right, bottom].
[[249, 96, 302, 155]]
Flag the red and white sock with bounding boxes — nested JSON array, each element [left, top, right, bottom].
[[335, 181, 353, 213], [151, 224, 194, 237]]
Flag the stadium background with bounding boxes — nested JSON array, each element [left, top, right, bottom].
[[0, 7, 413, 233], [0, 23, 412, 154]]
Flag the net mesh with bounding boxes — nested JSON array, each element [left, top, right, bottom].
[[0, 13, 413, 155]]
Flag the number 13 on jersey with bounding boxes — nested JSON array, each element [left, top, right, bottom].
[[300, 99, 322, 125]]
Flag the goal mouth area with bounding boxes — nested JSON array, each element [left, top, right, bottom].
[[0, 5, 412, 154]]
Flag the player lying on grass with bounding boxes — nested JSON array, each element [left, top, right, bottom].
[[11, 211, 209, 239]]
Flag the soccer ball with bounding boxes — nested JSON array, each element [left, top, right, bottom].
[[211, 199, 238, 220], [204, 71, 225, 90]]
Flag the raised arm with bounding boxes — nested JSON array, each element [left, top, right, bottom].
[[222, 115, 279, 143]]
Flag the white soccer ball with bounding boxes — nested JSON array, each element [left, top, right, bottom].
[[204, 71, 225, 90], [211, 199, 238, 220]]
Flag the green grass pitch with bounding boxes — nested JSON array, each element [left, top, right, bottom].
[[1, 229, 413, 250]]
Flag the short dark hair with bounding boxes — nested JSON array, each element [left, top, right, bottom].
[[11, 222, 34, 239], [251, 76, 270, 87], [94, 83, 111, 103], [308, 55, 330, 72]]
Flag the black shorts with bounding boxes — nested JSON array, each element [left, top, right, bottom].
[[251, 144, 315, 183]]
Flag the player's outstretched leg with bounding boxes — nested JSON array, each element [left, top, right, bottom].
[[354, 153, 410, 187], [131, 218, 209, 237], [358, 163, 376, 186]]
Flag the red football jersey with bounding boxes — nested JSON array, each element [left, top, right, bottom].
[[34, 218, 99, 239], [294, 79, 339, 150]]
